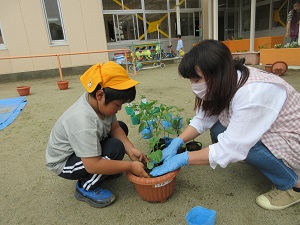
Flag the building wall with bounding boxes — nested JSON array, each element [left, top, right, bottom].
[[0, 0, 108, 76], [0, 0, 290, 78]]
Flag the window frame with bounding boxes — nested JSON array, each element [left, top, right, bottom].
[[41, 0, 67, 46], [103, 1, 201, 43], [0, 22, 6, 50]]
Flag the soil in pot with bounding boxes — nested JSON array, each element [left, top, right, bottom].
[[144, 139, 203, 175], [153, 138, 167, 151], [161, 136, 173, 147], [142, 156, 163, 176], [177, 146, 186, 154], [17, 86, 30, 96], [177, 141, 203, 154], [186, 141, 202, 151]]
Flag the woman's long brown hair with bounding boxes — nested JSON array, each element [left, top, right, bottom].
[[178, 39, 249, 116]]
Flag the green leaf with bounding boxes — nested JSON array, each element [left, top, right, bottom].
[[147, 161, 154, 170], [138, 122, 147, 133], [149, 136, 160, 150], [148, 150, 162, 163], [165, 127, 177, 135]]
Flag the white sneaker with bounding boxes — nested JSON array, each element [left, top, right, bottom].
[[256, 187, 300, 210]]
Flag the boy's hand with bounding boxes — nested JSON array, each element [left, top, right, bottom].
[[131, 161, 149, 178], [127, 147, 144, 161]]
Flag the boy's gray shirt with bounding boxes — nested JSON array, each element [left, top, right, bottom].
[[45, 92, 117, 175]]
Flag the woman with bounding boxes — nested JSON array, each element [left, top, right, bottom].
[[285, 1, 300, 43], [150, 40, 300, 210]]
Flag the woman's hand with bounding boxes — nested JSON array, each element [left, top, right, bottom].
[[161, 137, 184, 161], [150, 151, 189, 177]]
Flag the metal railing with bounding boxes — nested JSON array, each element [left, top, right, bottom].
[[0, 48, 136, 80]]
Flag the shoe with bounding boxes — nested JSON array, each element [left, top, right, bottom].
[[74, 182, 116, 208], [256, 187, 300, 210]]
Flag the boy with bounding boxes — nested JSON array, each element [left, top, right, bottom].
[[176, 34, 184, 57], [46, 61, 149, 208]]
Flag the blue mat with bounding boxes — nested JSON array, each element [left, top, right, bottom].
[[0, 96, 27, 131]]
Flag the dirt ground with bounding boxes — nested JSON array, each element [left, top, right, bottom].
[[0, 61, 299, 225]]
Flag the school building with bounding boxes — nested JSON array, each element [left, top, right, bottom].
[[0, 0, 294, 80]]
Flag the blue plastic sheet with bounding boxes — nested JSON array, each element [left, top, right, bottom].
[[0, 96, 27, 131]]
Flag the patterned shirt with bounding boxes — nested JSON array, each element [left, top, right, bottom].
[[287, 9, 300, 37], [218, 67, 300, 176]]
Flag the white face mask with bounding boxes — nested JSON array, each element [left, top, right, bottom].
[[192, 82, 207, 100]]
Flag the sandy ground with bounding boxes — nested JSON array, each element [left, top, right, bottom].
[[0, 61, 300, 225]]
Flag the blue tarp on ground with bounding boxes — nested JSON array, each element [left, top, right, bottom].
[[0, 96, 27, 131]]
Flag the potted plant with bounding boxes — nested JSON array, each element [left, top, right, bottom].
[[125, 102, 134, 115], [138, 100, 183, 144], [126, 98, 184, 203], [177, 118, 203, 154], [231, 50, 260, 65], [140, 94, 148, 109], [223, 36, 285, 65], [124, 102, 141, 125], [260, 42, 300, 66]]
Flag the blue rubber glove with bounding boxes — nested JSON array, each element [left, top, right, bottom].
[[162, 137, 184, 161], [150, 151, 189, 177]]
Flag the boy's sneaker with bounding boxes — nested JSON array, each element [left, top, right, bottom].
[[256, 187, 300, 210], [74, 182, 116, 208]]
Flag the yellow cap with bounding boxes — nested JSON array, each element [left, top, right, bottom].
[[80, 61, 139, 92]]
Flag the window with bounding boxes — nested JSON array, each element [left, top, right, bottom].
[[145, 0, 167, 10], [169, 12, 199, 37], [42, 0, 66, 44], [180, 13, 199, 36], [0, 27, 3, 44], [0, 24, 5, 50], [170, 0, 199, 9], [123, 0, 142, 9], [102, 0, 123, 10], [241, 0, 287, 32], [255, 4, 270, 31], [272, 0, 288, 28], [185, 0, 200, 8], [103, 0, 141, 10], [104, 13, 144, 42], [103, 0, 201, 43]]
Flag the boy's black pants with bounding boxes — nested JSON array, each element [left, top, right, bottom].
[[58, 121, 128, 190]]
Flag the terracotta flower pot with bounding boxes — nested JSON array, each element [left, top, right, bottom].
[[231, 52, 260, 65], [264, 64, 273, 73], [271, 61, 288, 76], [126, 168, 180, 203], [57, 80, 69, 90], [17, 86, 30, 96]]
